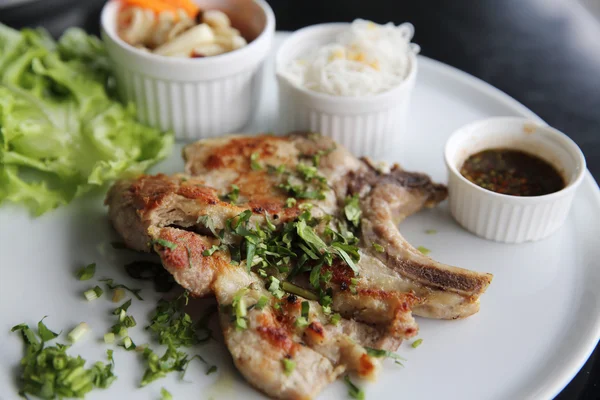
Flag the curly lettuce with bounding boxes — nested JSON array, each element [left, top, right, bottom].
[[0, 25, 173, 216]]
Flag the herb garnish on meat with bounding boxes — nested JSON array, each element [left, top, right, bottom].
[[282, 358, 296, 376], [197, 195, 362, 313], [365, 347, 406, 366], [344, 195, 362, 228], [221, 184, 240, 204]]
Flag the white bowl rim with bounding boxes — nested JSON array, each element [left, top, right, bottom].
[[100, 0, 275, 66], [275, 22, 418, 104], [444, 116, 587, 203]]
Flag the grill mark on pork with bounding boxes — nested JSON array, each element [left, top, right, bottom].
[[256, 312, 299, 356], [202, 135, 290, 171]]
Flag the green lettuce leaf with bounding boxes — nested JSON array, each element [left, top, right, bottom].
[[0, 25, 173, 216]]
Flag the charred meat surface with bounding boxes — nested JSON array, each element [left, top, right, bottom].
[[105, 132, 493, 399]]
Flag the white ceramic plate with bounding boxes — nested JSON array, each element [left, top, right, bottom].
[[1, 33, 599, 400]]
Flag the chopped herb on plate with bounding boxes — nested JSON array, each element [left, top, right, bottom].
[[365, 347, 406, 366], [76, 263, 96, 281], [417, 246, 431, 256], [11, 319, 116, 398], [344, 375, 365, 400]]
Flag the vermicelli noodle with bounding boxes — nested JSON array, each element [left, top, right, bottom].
[[284, 19, 420, 96]]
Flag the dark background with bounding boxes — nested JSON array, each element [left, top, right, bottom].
[[1, 0, 598, 398]]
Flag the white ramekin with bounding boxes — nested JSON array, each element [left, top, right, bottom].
[[100, 0, 275, 141], [275, 23, 418, 157], [445, 117, 586, 244]]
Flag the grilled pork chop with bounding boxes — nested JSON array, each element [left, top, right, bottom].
[[148, 226, 409, 399], [105, 132, 493, 399]]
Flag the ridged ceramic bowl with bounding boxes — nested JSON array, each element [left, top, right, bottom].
[[445, 117, 586, 243], [100, 0, 275, 140], [275, 23, 417, 157]]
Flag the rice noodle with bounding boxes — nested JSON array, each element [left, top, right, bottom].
[[284, 19, 420, 97]]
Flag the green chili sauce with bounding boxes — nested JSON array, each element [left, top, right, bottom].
[[460, 149, 566, 196]]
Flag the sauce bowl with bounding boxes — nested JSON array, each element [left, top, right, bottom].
[[444, 116, 586, 243]]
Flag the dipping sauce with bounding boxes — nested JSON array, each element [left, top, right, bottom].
[[460, 149, 565, 196]]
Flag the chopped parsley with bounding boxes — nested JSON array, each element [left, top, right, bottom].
[[206, 365, 218, 375], [196, 215, 221, 238], [202, 244, 226, 257], [411, 339, 423, 348], [151, 239, 178, 251], [276, 162, 329, 200], [120, 336, 136, 350], [281, 358, 296, 376], [425, 229, 437, 235], [365, 347, 406, 366], [141, 299, 216, 386], [161, 387, 173, 400], [267, 277, 285, 299], [255, 295, 269, 310], [285, 197, 297, 208], [76, 263, 96, 281], [37, 317, 59, 341], [250, 152, 262, 171], [344, 375, 365, 400], [109, 303, 137, 337], [344, 195, 362, 228], [267, 164, 287, 175], [372, 242, 385, 253], [232, 288, 249, 331], [302, 146, 335, 167], [330, 313, 342, 325], [146, 291, 211, 347], [222, 184, 240, 204], [296, 219, 327, 250], [140, 345, 189, 386], [218, 206, 361, 313], [417, 246, 431, 256], [113, 299, 132, 315], [295, 301, 310, 328], [11, 319, 116, 398], [349, 277, 359, 295]]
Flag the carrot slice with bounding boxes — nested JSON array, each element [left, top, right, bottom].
[[121, 0, 177, 13], [169, 0, 200, 17], [120, 0, 199, 18]]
